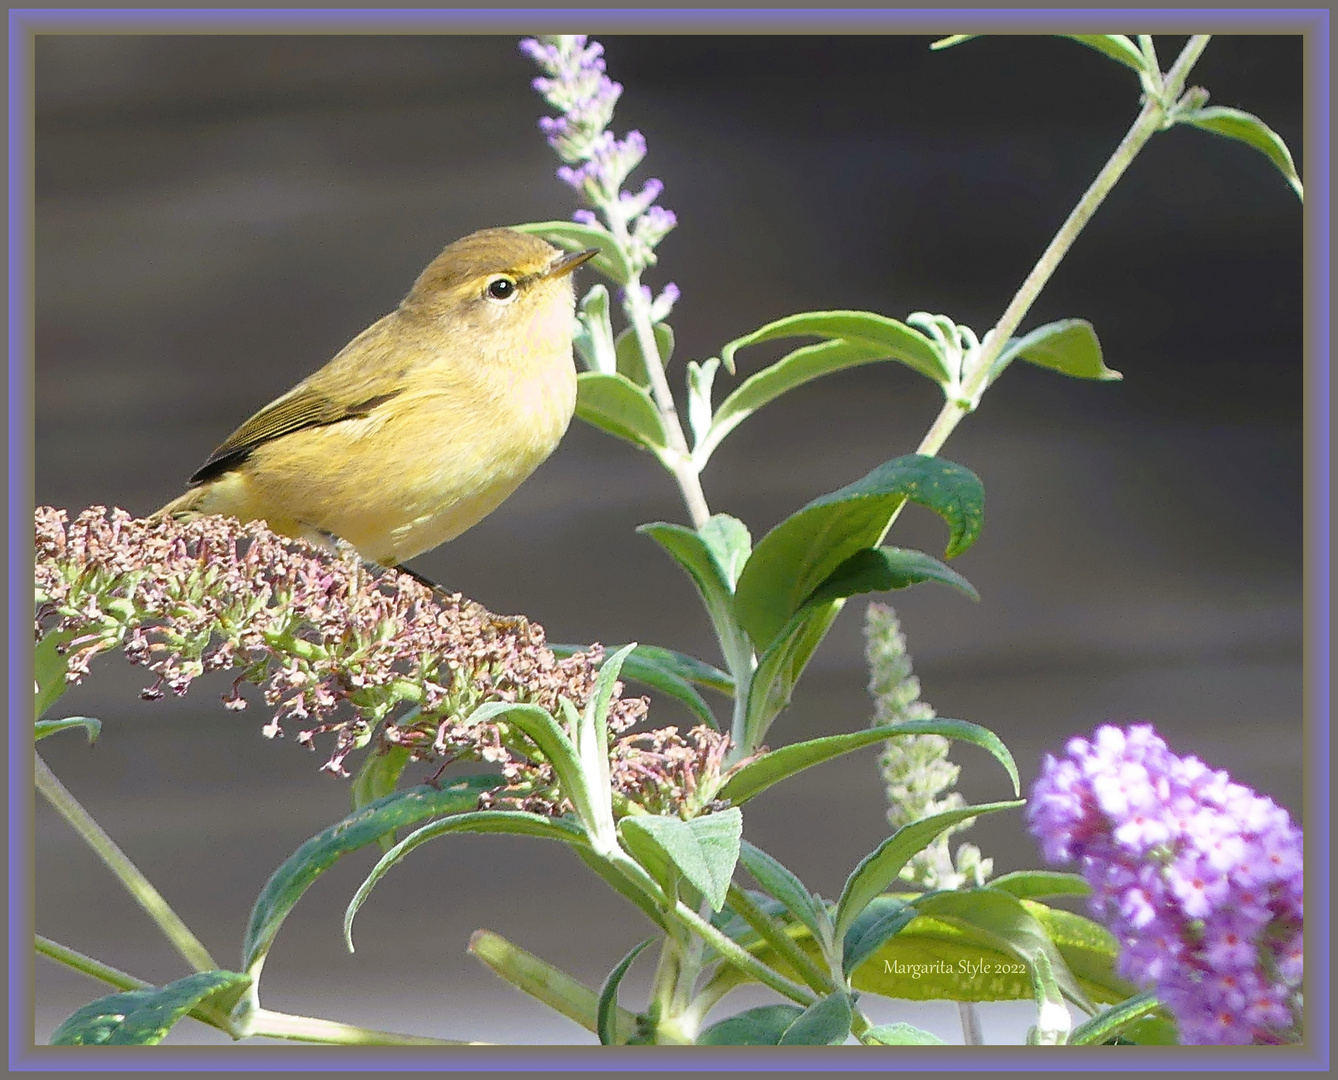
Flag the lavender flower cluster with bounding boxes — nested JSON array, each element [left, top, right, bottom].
[[520, 34, 677, 279], [34, 507, 665, 808], [1029, 724, 1303, 1044]]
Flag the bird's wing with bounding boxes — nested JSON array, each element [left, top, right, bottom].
[[189, 384, 402, 484]]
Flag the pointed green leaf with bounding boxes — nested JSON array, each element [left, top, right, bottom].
[[742, 599, 842, 748], [345, 810, 591, 951], [697, 513, 752, 590], [720, 311, 948, 384], [697, 1004, 805, 1045], [1022, 899, 1136, 1006], [834, 801, 1023, 942], [804, 545, 980, 608], [513, 219, 632, 284], [992, 319, 1120, 383], [913, 889, 1094, 1014], [841, 895, 917, 977], [989, 870, 1091, 902], [1179, 105, 1304, 199], [1060, 34, 1149, 74], [721, 719, 1019, 807], [734, 454, 984, 651], [614, 322, 673, 388], [550, 642, 730, 729], [1069, 991, 1163, 1046], [738, 840, 832, 949], [35, 629, 74, 718], [617, 807, 742, 912], [686, 358, 721, 447], [573, 284, 616, 373], [575, 371, 670, 453], [49, 970, 251, 1045], [862, 1022, 947, 1045], [34, 716, 101, 744], [778, 991, 853, 1045], [242, 776, 503, 974], [350, 739, 412, 823], [930, 34, 978, 50], [638, 517, 752, 672], [597, 938, 654, 1045], [698, 339, 911, 467]]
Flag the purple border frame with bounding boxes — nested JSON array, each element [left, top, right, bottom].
[[11, 8, 1329, 1072]]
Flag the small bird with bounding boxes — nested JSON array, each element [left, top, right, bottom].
[[155, 227, 597, 574]]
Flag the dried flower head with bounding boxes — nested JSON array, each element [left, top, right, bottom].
[[34, 507, 648, 794]]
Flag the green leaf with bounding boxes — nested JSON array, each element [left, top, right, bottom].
[[992, 318, 1120, 383], [638, 517, 753, 673], [742, 600, 842, 749], [34, 716, 101, 744], [1069, 991, 1163, 1046], [720, 310, 948, 384], [989, 870, 1091, 902], [241, 776, 503, 975], [614, 322, 673, 388], [596, 938, 654, 1045], [686, 358, 720, 447], [1060, 34, 1149, 74], [930, 34, 978, 50], [1021, 899, 1136, 1007], [841, 895, 917, 977], [697, 1004, 805, 1045], [345, 810, 591, 951], [625, 644, 734, 697], [512, 219, 632, 284], [34, 629, 75, 718], [349, 739, 413, 850], [617, 806, 742, 912], [778, 991, 853, 1045], [575, 371, 670, 454], [834, 801, 1024, 942], [804, 545, 980, 607], [862, 1022, 948, 1045], [48, 970, 251, 1045], [913, 889, 1094, 1014], [697, 340, 906, 467], [573, 284, 616, 373], [720, 719, 1020, 807], [550, 643, 731, 729], [701, 314, 948, 465], [1179, 105, 1304, 200], [697, 513, 752, 590], [734, 454, 984, 652], [737, 840, 833, 950], [465, 701, 599, 840]]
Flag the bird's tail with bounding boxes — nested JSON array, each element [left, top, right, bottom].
[[149, 486, 207, 523]]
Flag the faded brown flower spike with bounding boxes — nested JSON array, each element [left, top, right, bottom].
[[34, 507, 648, 785]]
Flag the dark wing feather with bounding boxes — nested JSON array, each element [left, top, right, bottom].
[[189, 385, 401, 484]]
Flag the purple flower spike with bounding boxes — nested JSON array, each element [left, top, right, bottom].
[[521, 35, 678, 282], [1029, 724, 1303, 1045]]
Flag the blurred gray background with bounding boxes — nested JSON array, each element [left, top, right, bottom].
[[32, 34, 1305, 1045]]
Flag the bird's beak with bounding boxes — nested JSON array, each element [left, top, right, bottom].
[[545, 247, 600, 280]]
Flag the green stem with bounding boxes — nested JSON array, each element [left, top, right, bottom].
[[602, 209, 711, 528], [467, 928, 639, 1043], [916, 34, 1212, 461], [34, 752, 217, 974], [247, 1008, 475, 1045], [36, 934, 151, 995], [724, 884, 834, 994]]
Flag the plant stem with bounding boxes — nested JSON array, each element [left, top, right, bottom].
[[724, 884, 834, 994], [601, 204, 711, 527], [916, 34, 1212, 461], [34, 752, 217, 975], [247, 1008, 475, 1045]]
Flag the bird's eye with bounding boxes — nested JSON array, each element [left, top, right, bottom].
[[485, 276, 517, 303]]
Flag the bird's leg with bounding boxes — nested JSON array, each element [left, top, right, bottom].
[[388, 563, 531, 636]]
